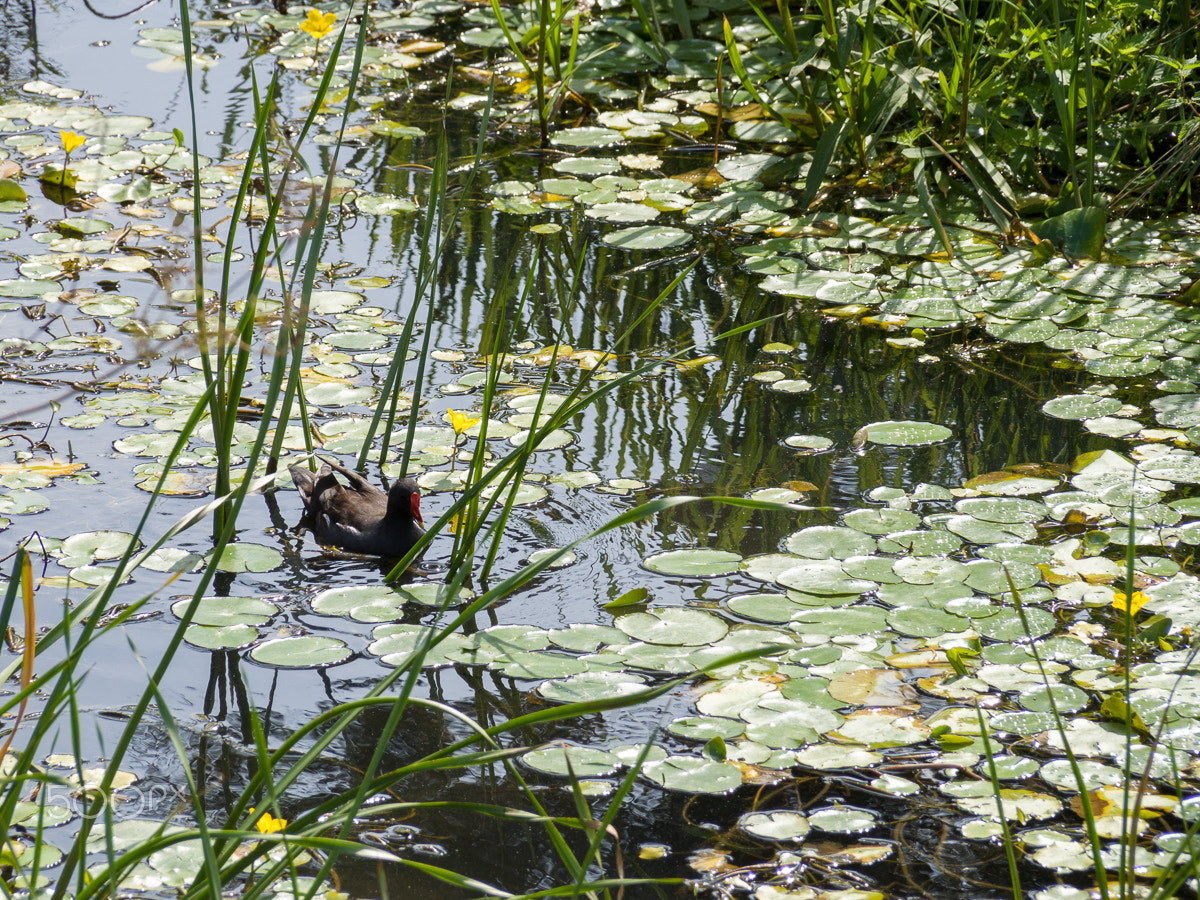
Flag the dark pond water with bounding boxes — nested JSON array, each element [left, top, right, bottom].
[[0, 3, 1184, 898]]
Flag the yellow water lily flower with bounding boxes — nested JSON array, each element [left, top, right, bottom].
[[299, 8, 337, 39], [59, 131, 85, 155], [1112, 590, 1149, 614], [447, 409, 481, 435], [250, 808, 287, 834]]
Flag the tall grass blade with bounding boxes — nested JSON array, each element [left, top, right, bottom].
[[912, 156, 954, 256], [802, 118, 851, 209]]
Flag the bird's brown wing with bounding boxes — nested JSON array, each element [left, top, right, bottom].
[[323, 458, 385, 498], [289, 463, 338, 514]]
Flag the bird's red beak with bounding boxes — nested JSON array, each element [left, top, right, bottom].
[[411, 491, 424, 526]]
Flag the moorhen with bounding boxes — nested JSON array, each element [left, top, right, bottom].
[[289, 459, 425, 559]]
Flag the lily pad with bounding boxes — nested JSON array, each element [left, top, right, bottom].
[[854, 420, 952, 446], [738, 809, 810, 842], [248, 635, 352, 668], [643, 548, 742, 577], [641, 755, 743, 794], [601, 225, 691, 249], [615, 608, 729, 646]]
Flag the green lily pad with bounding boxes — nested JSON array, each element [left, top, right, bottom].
[[789, 607, 891, 636], [248, 635, 352, 668], [184, 623, 260, 650], [641, 755, 743, 794], [615, 608, 729, 646], [206, 542, 283, 573], [783, 434, 834, 451], [601, 225, 691, 249], [547, 623, 628, 652], [394, 581, 475, 607], [171, 596, 277, 626], [974, 607, 1056, 640], [843, 508, 921, 535], [955, 497, 1047, 523], [523, 746, 619, 777], [1030, 206, 1105, 259], [57, 530, 139, 566], [855, 420, 952, 446], [783, 526, 876, 559], [876, 529, 963, 555], [738, 809, 810, 842], [311, 585, 407, 621], [776, 561, 875, 597], [946, 515, 1038, 545], [550, 126, 623, 147], [537, 671, 648, 703], [725, 592, 802, 623], [668, 715, 745, 741], [644, 548, 742, 577], [807, 806, 878, 834]]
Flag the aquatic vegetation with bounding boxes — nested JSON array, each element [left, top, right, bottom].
[[0, 0, 1199, 897]]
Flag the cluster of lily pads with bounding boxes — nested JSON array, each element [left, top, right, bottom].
[[174, 439, 1200, 880]]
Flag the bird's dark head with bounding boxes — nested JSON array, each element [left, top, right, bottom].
[[387, 477, 424, 525]]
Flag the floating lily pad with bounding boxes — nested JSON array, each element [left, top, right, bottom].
[[784, 526, 876, 559], [394, 581, 475, 607], [725, 592, 801, 623], [783, 434, 833, 451], [184, 623, 260, 650], [941, 781, 1063, 822], [643, 548, 742, 577], [537, 671, 648, 704], [57, 530, 140, 566], [789, 607, 891, 636], [854, 420, 952, 446], [946, 515, 1038, 545], [807, 806, 878, 834], [641, 755, 743, 794], [615, 608, 729, 646], [369, 625, 470, 668], [738, 809, 810, 842], [843, 508, 921, 535], [955, 497, 1046, 524], [311, 585, 407, 621], [741, 553, 808, 583], [668, 715, 745, 741], [523, 745, 619, 778], [887, 606, 972, 637], [974, 607, 1056, 640], [829, 712, 930, 748], [498, 652, 590, 680], [1041, 394, 1123, 420], [171, 596, 277, 627], [776, 561, 875, 597], [206, 542, 283, 573], [248, 635, 352, 668], [601, 225, 691, 249], [550, 126, 623, 147], [877, 581, 971, 609], [876, 529, 963, 555], [547, 623, 628, 653]]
